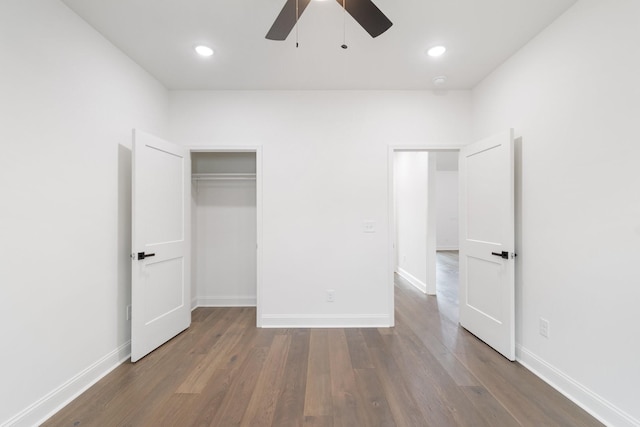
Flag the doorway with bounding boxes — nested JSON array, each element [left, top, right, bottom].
[[388, 146, 460, 325], [190, 148, 263, 325]]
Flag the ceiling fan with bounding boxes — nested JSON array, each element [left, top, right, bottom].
[[266, 0, 392, 41]]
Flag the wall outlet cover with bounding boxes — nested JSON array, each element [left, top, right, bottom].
[[539, 318, 549, 338]]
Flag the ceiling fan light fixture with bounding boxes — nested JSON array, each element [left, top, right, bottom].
[[194, 45, 214, 57], [427, 45, 446, 57]]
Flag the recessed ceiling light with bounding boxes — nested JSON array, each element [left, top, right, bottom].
[[194, 45, 214, 57], [427, 46, 446, 57]]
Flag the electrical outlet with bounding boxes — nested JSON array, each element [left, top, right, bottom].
[[326, 289, 335, 302], [126, 305, 132, 321], [539, 318, 549, 338]]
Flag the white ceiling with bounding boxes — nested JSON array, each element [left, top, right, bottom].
[[60, 0, 577, 90]]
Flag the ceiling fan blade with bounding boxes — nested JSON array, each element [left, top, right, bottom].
[[336, 0, 392, 38], [266, 0, 312, 40]]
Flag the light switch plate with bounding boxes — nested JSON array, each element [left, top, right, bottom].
[[363, 220, 376, 233]]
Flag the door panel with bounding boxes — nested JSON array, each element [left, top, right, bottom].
[[132, 129, 190, 362], [466, 146, 504, 243], [140, 146, 185, 243], [466, 255, 503, 321], [143, 256, 184, 322], [459, 129, 515, 361]]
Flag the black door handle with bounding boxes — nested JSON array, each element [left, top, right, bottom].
[[491, 251, 509, 259], [137, 252, 156, 260]]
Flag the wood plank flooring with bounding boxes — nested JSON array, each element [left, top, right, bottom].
[[43, 252, 602, 426]]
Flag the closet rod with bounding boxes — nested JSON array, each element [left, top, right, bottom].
[[192, 173, 256, 181]]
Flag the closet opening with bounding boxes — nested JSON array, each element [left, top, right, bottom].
[[190, 149, 262, 324]]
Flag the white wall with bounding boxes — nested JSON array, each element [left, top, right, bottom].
[[395, 152, 429, 292], [193, 180, 257, 306], [436, 171, 459, 250], [472, 0, 640, 425], [192, 152, 257, 174], [170, 90, 472, 326], [0, 1, 168, 425]]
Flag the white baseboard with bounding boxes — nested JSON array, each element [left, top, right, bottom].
[[397, 267, 427, 294], [436, 247, 459, 251], [260, 314, 391, 328], [3, 341, 131, 427], [517, 345, 639, 427], [197, 296, 257, 307], [191, 297, 198, 311]]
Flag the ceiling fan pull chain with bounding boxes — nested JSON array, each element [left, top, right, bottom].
[[295, 0, 299, 47], [341, 0, 348, 49]]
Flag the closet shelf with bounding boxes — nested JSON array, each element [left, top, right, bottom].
[[192, 173, 256, 181]]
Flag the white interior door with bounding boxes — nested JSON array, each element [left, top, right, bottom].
[[131, 129, 190, 362], [459, 129, 515, 360]]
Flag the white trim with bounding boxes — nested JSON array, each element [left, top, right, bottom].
[[191, 297, 198, 311], [426, 153, 437, 296], [255, 147, 263, 327], [437, 246, 459, 251], [197, 296, 257, 307], [260, 314, 391, 328], [192, 172, 256, 181], [387, 147, 396, 327], [391, 145, 464, 152], [189, 145, 259, 153], [2, 342, 131, 427], [517, 345, 639, 427], [397, 267, 428, 294]]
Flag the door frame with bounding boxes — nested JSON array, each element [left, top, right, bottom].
[[190, 145, 264, 327], [387, 145, 462, 326]]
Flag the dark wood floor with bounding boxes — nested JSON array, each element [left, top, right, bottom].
[[43, 252, 602, 426]]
